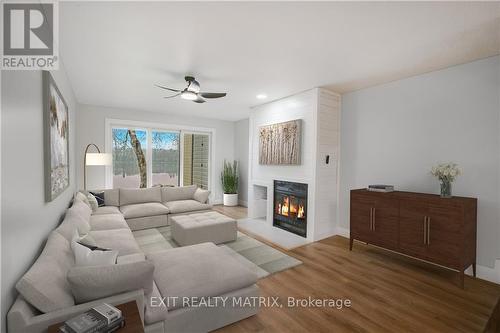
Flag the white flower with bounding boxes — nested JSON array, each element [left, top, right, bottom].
[[431, 162, 461, 183]]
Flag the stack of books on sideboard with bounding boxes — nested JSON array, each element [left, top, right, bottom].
[[59, 303, 125, 333]]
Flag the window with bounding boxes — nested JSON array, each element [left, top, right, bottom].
[[183, 133, 209, 189], [108, 121, 212, 190], [112, 128, 147, 188], [152, 131, 180, 187]]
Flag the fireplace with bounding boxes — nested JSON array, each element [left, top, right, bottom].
[[273, 180, 308, 237]]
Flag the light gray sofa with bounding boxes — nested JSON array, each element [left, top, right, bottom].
[[99, 185, 212, 231], [7, 187, 259, 333]]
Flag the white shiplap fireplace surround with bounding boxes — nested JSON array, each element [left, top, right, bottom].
[[247, 88, 341, 244]]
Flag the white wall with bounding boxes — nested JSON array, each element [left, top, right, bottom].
[[339, 56, 500, 268], [249, 90, 317, 185], [234, 119, 249, 206], [314, 90, 341, 240], [76, 104, 235, 203], [1, 66, 77, 332], [248, 89, 319, 240]]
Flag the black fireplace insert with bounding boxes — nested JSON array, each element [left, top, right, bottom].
[[273, 180, 308, 237]]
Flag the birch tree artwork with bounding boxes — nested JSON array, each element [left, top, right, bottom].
[[259, 119, 301, 165], [44, 72, 70, 202]]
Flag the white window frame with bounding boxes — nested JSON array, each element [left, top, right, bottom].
[[105, 118, 215, 191]]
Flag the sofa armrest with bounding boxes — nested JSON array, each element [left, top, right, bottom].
[[8, 289, 144, 333]]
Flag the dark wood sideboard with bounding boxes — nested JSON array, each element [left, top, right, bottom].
[[350, 189, 477, 288]]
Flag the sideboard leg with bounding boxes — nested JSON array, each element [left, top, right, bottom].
[[472, 263, 476, 277], [349, 238, 353, 251], [459, 270, 465, 289]]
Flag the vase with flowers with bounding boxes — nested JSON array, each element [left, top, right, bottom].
[[431, 162, 461, 198]]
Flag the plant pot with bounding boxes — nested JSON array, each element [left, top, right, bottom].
[[223, 193, 238, 206]]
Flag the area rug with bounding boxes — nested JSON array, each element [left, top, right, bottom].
[[132, 226, 302, 278]]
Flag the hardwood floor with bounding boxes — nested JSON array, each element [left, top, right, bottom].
[[212, 204, 248, 220], [212, 218, 500, 332]]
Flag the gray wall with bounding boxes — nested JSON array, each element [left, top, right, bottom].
[[339, 56, 500, 267], [1, 67, 76, 332], [76, 104, 236, 204], [234, 118, 249, 206]]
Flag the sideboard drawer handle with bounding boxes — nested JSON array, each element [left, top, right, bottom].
[[423, 217, 427, 245], [427, 218, 431, 245]]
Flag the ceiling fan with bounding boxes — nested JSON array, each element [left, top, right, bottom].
[[155, 76, 227, 103]]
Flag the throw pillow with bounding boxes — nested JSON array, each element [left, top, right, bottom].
[[71, 232, 117, 267], [86, 193, 99, 212], [89, 191, 105, 207], [193, 188, 210, 204], [78, 233, 98, 247], [67, 260, 155, 304], [77, 242, 110, 252], [75, 191, 91, 208]]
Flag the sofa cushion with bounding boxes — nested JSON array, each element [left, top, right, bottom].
[[89, 214, 129, 231], [103, 189, 120, 207], [162, 185, 197, 202], [120, 202, 169, 219], [193, 188, 210, 204], [165, 200, 211, 214], [55, 216, 78, 242], [117, 253, 146, 265], [55, 203, 92, 241], [67, 260, 154, 304], [126, 215, 169, 231], [92, 206, 121, 215], [72, 198, 92, 221], [147, 242, 258, 311], [16, 232, 75, 313], [120, 188, 162, 206], [89, 229, 142, 256]]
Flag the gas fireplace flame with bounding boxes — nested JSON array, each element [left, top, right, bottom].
[[298, 205, 305, 218], [281, 197, 289, 216], [276, 196, 305, 219]]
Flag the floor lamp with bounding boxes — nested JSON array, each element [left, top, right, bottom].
[[84, 143, 112, 190]]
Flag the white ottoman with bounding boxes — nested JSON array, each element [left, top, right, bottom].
[[171, 211, 237, 246]]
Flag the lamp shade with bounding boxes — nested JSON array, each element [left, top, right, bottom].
[[86, 153, 112, 166]]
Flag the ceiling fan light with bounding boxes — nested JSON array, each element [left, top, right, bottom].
[[181, 91, 198, 101]]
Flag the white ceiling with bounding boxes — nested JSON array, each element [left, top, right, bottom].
[[60, 2, 500, 121]]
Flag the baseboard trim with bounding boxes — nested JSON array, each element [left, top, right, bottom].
[[238, 200, 248, 207], [465, 261, 500, 284], [335, 226, 350, 238], [334, 226, 500, 285]]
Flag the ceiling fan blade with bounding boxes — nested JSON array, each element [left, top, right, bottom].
[[192, 96, 206, 103], [163, 93, 181, 99], [200, 92, 227, 99], [155, 84, 181, 93]]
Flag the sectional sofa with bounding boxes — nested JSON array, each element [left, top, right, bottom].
[[7, 186, 260, 333], [96, 185, 212, 230]]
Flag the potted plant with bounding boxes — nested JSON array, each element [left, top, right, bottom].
[[431, 162, 461, 198], [221, 160, 239, 206]]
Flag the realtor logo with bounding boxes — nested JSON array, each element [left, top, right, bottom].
[[2, 1, 59, 70]]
